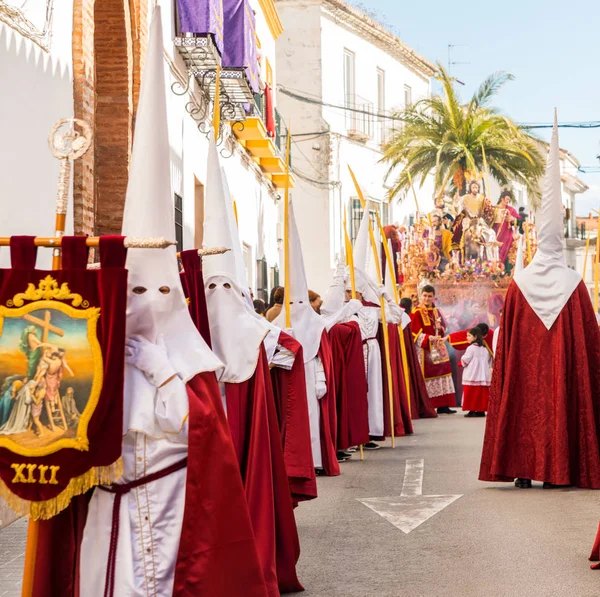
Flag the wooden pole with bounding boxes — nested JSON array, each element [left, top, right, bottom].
[[406, 170, 420, 215], [0, 237, 175, 248], [524, 222, 532, 264], [212, 65, 221, 142], [343, 212, 356, 300], [591, 209, 600, 313], [284, 128, 292, 328], [348, 165, 396, 448], [343, 212, 363, 460], [375, 212, 411, 417]]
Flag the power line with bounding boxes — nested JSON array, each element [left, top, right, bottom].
[[278, 85, 600, 130]]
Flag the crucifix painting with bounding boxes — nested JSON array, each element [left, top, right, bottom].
[[0, 303, 99, 453]]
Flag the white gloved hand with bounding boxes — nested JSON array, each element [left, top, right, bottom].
[[125, 334, 177, 387], [346, 298, 363, 315], [377, 285, 392, 302]]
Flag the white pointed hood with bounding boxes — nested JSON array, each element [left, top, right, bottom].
[[122, 8, 222, 379], [513, 112, 581, 330], [121, 9, 222, 434], [351, 203, 380, 304], [274, 197, 325, 362], [202, 137, 269, 382]]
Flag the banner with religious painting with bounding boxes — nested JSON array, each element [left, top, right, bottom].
[[0, 236, 127, 519]]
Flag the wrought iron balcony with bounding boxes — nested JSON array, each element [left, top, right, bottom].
[[345, 94, 374, 141], [174, 32, 222, 72]]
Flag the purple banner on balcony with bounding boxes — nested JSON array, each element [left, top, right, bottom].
[[222, 0, 260, 93], [177, 0, 224, 55]]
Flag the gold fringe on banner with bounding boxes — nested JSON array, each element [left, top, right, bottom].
[[0, 458, 123, 520]]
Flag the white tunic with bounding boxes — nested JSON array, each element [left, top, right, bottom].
[[304, 356, 327, 468], [80, 368, 190, 597], [461, 344, 493, 386], [354, 306, 384, 437]]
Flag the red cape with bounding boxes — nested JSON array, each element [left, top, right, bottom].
[[328, 322, 370, 449], [179, 250, 212, 346], [270, 331, 317, 503], [226, 347, 303, 595], [479, 281, 600, 488], [32, 372, 268, 597], [402, 325, 437, 419], [317, 331, 341, 476], [448, 328, 494, 354], [378, 323, 414, 438]]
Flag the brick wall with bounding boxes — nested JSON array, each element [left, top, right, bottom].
[[72, 0, 96, 236], [72, 0, 148, 236]]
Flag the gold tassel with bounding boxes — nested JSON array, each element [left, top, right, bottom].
[[0, 458, 123, 520]]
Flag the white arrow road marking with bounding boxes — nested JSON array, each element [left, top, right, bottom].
[[357, 458, 463, 534]]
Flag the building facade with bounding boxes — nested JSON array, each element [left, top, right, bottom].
[[275, 0, 435, 293], [0, 0, 290, 302]]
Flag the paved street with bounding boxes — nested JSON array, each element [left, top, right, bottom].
[[293, 415, 600, 597], [1, 416, 599, 596]]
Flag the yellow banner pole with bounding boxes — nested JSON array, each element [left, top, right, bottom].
[[592, 209, 600, 314], [524, 222, 532, 265], [232, 199, 239, 228], [343, 211, 363, 459], [374, 212, 411, 417], [284, 128, 292, 328], [343, 212, 357, 300], [212, 65, 221, 142], [348, 165, 396, 448], [481, 145, 492, 200], [406, 170, 420, 217]]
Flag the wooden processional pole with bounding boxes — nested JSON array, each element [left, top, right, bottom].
[[374, 212, 411, 418], [21, 118, 92, 597], [19, 120, 177, 597], [284, 128, 292, 328], [343, 211, 364, 460], [348, 166, 396, 448]]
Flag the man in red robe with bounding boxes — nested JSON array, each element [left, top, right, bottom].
[[480, 116, 600, 493], [410, 285, 456, 414], [400, 298, 437, 420], [203, 136, 304, 594]]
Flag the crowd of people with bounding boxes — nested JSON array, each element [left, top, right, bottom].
[[25, 15, 600, 596]]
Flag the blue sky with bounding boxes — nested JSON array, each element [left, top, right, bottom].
[[352, 0, 600, 215]]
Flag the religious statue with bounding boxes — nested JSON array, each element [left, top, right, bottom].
[[450, 177, 499, 263]]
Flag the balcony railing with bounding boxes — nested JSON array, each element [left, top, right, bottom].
[[375, 115, 396, 147], [274, 108, 292, 168], [345, 94, 374, 141]]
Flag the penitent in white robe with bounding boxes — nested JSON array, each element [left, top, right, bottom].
[[354, 306, 384, 438], [80, 364, 190, 597], [304, 355, 327, 469]]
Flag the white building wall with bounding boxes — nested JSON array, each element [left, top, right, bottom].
[[160, 2, 281, 295], [0, 4, 75, 268], [277, 0, 432, 293]]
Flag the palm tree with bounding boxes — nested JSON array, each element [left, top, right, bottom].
[[382, 63, 545, 205]]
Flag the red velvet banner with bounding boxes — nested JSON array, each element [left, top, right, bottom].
[[0, 236, 127, 519]]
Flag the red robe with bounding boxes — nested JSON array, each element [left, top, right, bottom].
[[402, 325, 437, 419], [378, 323, 414, 437], [328, 321, 370, 450], [317, 331, 341, 477], [226, 347, 303, 595], [448, 329, 495, 355], [270, 331, 318, 503], [32, 372, 268, 597], [479, 281, 600, 489], [410, 305, 456, 408]]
